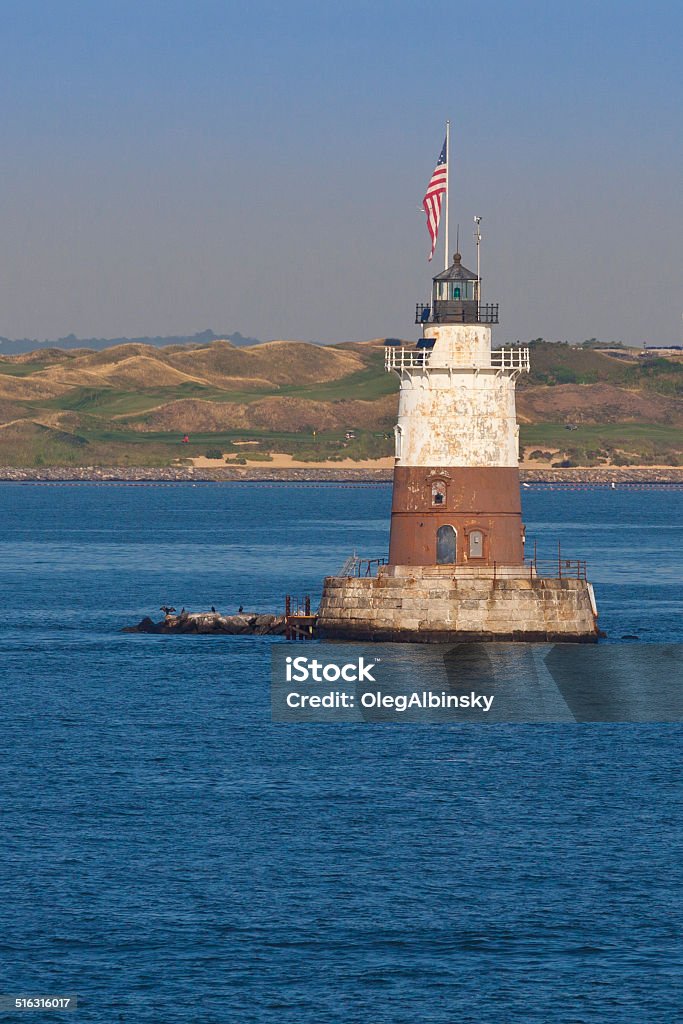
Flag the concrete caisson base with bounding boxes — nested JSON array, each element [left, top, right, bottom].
[[317, 568, 599, 643]]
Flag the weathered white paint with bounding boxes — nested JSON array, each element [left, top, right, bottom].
[[392, 323, 526, 468], [424, 323, 492, 367]]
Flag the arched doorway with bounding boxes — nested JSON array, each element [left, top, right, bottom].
[[436, 524, 457, 564]]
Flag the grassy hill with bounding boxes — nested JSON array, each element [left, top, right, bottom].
[[0, 337, 680, 467]]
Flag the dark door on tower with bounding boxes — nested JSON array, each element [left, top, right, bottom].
[[436, 525, 456, 564]]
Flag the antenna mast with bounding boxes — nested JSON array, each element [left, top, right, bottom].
[[474, 215, 482, 305]]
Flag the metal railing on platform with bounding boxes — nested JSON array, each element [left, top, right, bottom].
[[384, 345, 530, 373], [338, 555, 387, 578], [521, 541, 588, 581], [491, 347, 530, 372], [415, 303, 500, 325], [384, 347, 428, 371], [486, 557, 588, 582], [529, 559, 588, 580]]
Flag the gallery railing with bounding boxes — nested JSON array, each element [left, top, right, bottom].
[[385, 346, 530, 373], [415, 302, 500, 325]]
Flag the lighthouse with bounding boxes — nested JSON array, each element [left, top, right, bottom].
[[387, 252, 528, 569], [317, 145, 598, 642]]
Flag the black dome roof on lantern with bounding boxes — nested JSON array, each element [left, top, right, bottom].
[[432, 253, 477, 283]]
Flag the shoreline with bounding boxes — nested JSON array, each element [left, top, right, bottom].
[[1, 466, 683, 484]]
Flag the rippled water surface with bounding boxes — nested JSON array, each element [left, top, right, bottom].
[[0, 483, 680, 1022]]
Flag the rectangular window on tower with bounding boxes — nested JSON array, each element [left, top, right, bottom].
[[431, 481, 446, 506], [469, 530, 484, 558]]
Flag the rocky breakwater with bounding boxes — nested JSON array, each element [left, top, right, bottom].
[[0, 466, 393, 482], [123, 610, 286, 635], [2, 465, 683, 484], [521, 467, 683, 484]]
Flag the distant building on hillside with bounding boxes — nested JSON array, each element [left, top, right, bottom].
[[595, 347, 639, 360], [639, 345, 683, 358]]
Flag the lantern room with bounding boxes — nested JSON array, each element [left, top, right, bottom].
[[415, 252, 499, 325]]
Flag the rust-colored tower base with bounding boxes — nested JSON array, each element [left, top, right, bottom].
[[388, 466, 524, 566]]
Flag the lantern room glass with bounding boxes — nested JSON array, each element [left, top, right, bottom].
[[434, 280, 476, 301]]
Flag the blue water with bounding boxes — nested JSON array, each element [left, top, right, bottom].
[[0, 483, 681, 1022]]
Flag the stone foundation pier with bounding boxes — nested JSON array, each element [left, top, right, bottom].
[[317, 565, 599, 643]]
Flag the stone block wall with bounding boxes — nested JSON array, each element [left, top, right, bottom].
[[317, 572, 598, 643]]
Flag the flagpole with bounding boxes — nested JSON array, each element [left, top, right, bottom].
[[444, 119, 450, 270]]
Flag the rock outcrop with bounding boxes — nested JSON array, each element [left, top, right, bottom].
[[123, 611, 286, 635]]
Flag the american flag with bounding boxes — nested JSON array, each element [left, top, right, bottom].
[[422, 138, 447, 261]]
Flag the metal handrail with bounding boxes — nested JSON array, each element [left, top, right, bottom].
[[338, 555, 387, 578], [385, 346, 530, 373], [491, 347, 530, 371], [415, 303, 500, 325], [530, 559, 588, 581], [489, 558, 588, 581], [525, 541, 588, 580], [384, 348, 429, 370], [338, 553, 360, 577]]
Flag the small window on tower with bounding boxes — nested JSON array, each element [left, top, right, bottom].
[[394, 425, 403, 459], [469, 530, 484, 558], [431, 481, 446, 506]]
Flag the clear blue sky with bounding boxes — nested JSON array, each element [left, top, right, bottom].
[[0, 0, 680, 346]]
